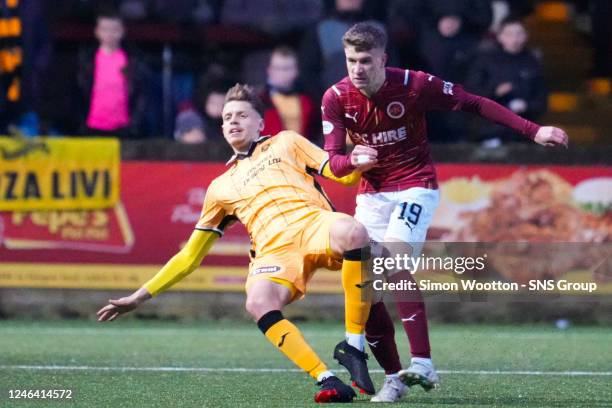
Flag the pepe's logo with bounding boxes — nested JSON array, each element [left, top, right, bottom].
[[0, 140, 50, 160]]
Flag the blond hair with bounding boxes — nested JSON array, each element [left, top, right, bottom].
[[224, 83, 265, 117]]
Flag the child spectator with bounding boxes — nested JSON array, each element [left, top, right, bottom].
[[77, 9, 148, 138]]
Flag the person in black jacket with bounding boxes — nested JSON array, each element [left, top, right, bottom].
[[420, 12, 479, 142], [299, 0, 400, 101], [466, 17, 547, 144], [77, 9, 149, 138], [387, 0, 492, 40], [299, 0, 370, 100]]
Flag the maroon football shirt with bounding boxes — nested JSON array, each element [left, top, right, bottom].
[[322, 67, 540, 194]]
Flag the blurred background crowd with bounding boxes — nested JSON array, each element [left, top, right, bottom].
[[1, 0, 610, 147]]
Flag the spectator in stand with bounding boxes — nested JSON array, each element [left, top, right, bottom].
[[386, 0, 426, 69], [300, 0, 374, 99], [385, 0, 490, 76], [429, 0, 492, 38], [174, 110, 206, 144], [421, 13, 479, 142], [421, 14, 478, 85], [174, 77, 232, 143], [260, 46, 316, 141], [387, 0, 492, 40], [466, 17, 547, 145], [77, 9, 149, 138]]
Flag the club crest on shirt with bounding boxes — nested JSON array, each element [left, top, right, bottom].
[[386, 101, 405, 119]]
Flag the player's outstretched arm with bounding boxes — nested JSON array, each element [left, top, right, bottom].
[[96, 229, 219, 322], [419, 73, 569, 148], [461, 91, 570, 147]]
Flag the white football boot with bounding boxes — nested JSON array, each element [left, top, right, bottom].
[[398, 358, 441, 391], [370, 376, 408, 403]]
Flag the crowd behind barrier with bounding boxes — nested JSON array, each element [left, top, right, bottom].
[[1, 0, 609, 145]]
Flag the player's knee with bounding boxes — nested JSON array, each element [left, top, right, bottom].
[[345, 220, 369, 250], [245, 298, 276, 320], [331, 218, 370, 254]]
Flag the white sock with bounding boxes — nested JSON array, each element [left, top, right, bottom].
[[317, 370, 334, 382], [386, 373, 399, 379], [345, 332, 365, 351], [411, 357, 432, 366]]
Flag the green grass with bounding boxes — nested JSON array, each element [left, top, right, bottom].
[[0, 320, 611, 407]]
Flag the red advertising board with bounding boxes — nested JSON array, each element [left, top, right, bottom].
[[0, 162, 610, 291]]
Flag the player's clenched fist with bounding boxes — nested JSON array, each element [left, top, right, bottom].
[[350, 145, 378, 171], [534, 126, 569, 148]]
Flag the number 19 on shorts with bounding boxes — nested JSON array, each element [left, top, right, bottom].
[[398, 202, 422, 228]]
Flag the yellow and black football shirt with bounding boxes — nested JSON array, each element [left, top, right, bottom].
[[196, 131, 336, 255]]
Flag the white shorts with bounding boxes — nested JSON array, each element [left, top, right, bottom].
[[354, 187, 440, 255]]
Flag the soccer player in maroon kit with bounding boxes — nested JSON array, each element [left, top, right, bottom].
[[323, 22, 568, 402]]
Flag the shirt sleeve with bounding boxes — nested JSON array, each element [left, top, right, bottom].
[[285, 130, 330, 174], [143, 229, 218, 296], [321, 87, 355, 177], [416, 71, 466, 111], [417, 72, 540, 140], [195, 181, 233, 236]]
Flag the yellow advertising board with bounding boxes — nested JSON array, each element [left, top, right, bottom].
[[0, 137, 119, 211], [0, 263, 344, 293]]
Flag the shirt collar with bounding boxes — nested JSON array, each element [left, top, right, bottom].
[[226, 135, 271, 166]]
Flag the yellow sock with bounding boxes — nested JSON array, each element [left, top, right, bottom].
[[258, 311, 328, 380], [342, 247, 372, 335]]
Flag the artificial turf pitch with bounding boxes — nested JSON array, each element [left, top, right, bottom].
[[1, 320, 610, 407]]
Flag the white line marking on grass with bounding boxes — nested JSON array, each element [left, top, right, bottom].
[[1, 365, 611, 377], [439, 370, 612, 376]]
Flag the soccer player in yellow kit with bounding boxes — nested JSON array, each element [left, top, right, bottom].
[[96, 84, 379, 403]]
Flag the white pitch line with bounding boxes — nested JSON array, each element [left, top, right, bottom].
[[0, 365, 611, 377], [439, 370, 612, 376]]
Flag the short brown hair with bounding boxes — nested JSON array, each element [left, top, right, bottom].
[[224, 83, 265, 117], [342, 22, 387, 52]]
